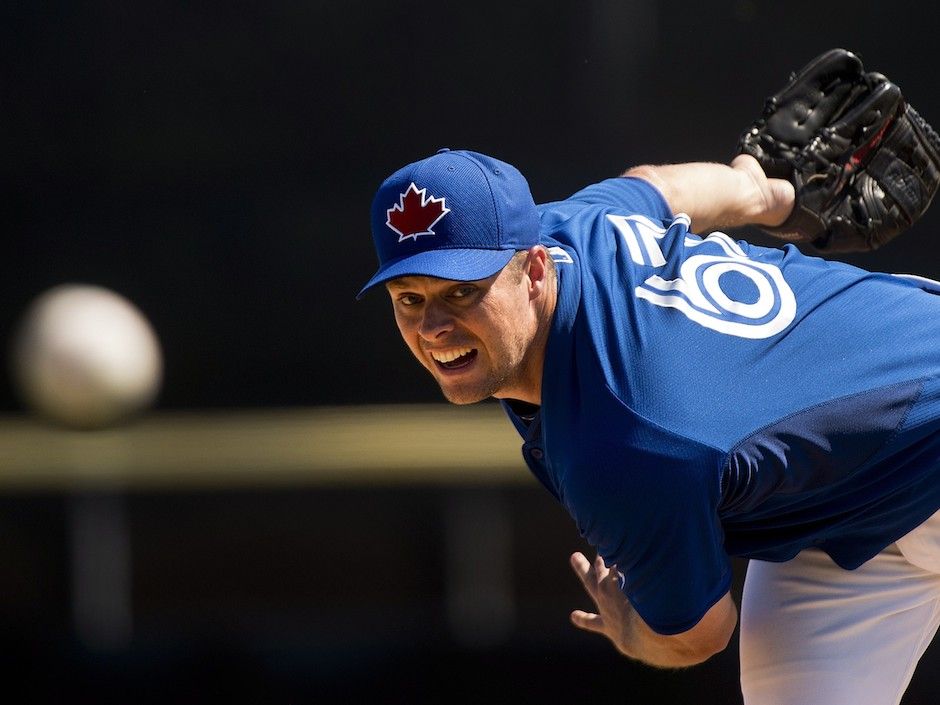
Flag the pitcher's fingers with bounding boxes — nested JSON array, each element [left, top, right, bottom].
[[571, 552, 601, 600], [600, 565, 623, 595], [570, 609, 606, 634], [570, 552, 594, 582], [593, 554, 611, 582]]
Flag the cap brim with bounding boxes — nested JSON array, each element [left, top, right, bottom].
[[357, 248, 516, 299]]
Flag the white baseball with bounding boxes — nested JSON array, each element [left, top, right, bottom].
[[12, 284, 163, 429]]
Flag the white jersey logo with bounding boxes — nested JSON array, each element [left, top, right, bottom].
[[608, 214, 797, 339]]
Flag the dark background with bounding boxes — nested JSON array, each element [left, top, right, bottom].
[[2, 1, 940, 703], [4, 0, 940, 411]]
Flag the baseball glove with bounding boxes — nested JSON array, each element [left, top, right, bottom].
[[738, 48, 940, 252]]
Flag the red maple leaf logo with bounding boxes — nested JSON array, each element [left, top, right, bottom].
[[386, 183, 450, 242]]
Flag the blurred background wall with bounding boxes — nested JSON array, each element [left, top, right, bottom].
[[2, 1, 940, 703]]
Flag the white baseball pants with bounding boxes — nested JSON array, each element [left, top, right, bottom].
[[740, 510, 940, 705]]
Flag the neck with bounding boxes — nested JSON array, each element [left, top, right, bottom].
[[495, 266, 558, 406]]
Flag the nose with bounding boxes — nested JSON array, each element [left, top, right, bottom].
[[418, 299, 454, 341]]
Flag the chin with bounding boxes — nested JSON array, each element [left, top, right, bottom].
[[440, 388, 490, 405], [436, 377, 497, 405], [433, 365, 511, 405]]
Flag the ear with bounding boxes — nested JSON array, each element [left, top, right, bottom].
[[525, 246, 550, 300]]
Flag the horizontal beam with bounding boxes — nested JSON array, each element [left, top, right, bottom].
[[0, 404, 529, 492]]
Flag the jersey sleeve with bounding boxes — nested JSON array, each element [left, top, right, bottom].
[[566, 176, 673, 220], [891, 273, 940, 295], [562, 404, 732, 635]]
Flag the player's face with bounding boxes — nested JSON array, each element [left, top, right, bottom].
[[387, 259, 542, 405]]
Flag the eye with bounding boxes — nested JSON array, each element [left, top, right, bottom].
[[396, 293, 423, 306], [450, 284, 478, 299]]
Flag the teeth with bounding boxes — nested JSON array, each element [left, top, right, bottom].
[[431, 347, 473, 363]]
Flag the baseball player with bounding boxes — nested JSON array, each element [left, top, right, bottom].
[[358, 51, 940, 704]]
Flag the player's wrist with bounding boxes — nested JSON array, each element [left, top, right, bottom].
[[731, 154, 795, 228], [757, 177, 796, 228]]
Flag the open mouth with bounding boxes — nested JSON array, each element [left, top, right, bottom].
[[430, 347, 478, 370]]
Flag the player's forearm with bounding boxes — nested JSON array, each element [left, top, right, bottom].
[[612, 606, 729, 668], [624, 155, 794, 234], [571, 554, 738, 669]]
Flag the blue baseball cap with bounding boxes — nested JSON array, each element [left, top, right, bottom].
[[357, 149, 540, 298]]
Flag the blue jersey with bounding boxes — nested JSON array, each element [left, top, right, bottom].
[[501, 177, 940, 635]]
